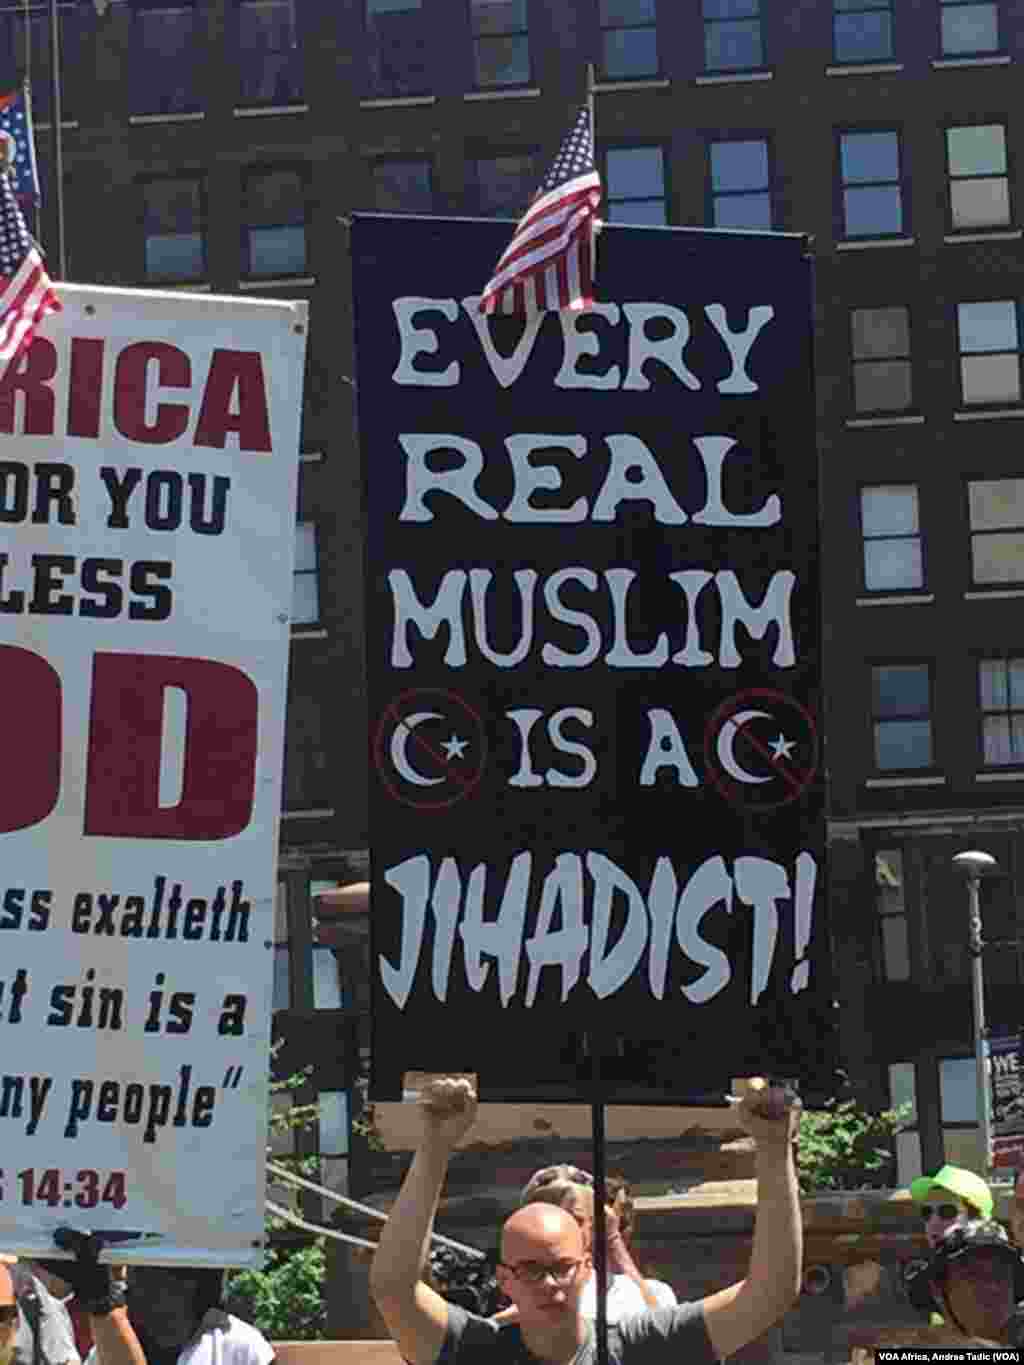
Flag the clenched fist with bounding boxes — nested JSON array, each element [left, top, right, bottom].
[[732, 1077, 802, 1149], [418, 1076, 478, 1150]]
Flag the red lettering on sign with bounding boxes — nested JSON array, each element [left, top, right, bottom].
[[84, 654, 258, 840], [0, 645, 61, 832], [0, 337, 57, 436], [68, 337, 104, 439], [194, 350, 272, 453], [114, 342, 191, 445]]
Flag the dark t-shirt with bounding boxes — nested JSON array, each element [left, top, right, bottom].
[[437, 1302, 717, 1365]]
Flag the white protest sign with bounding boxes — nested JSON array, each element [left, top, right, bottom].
[[0, 284, 307, 1266]]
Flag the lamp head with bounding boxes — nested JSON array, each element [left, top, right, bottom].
[[952, 850, 998, 878]]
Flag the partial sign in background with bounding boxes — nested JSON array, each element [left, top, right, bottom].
[[0, 284, 307, 1265], [354, 216, 833, 1103], [990, 1031, 1024, 1168]]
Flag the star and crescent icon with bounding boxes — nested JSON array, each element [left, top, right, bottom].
[[705, 690, 819, 810], [389, 712, 472, 786], [375, 690, 488, 810]]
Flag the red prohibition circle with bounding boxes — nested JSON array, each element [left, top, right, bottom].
[[703, 687, 820, 811], [373, 688, 489, 811]]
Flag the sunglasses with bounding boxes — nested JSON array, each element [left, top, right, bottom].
[[531, 1166, 594, 1189], [0, 1306, 17, 1326], [920, 1204, 961, 1221]]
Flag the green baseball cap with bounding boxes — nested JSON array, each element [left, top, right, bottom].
[[909, 1165, 993, 1219]]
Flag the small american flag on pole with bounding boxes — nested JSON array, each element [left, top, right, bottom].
[[0, 143, 60, 364], [479, 105, 602, 317]]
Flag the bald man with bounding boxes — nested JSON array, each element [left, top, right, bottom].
[[370, 1077, 803, 1365]]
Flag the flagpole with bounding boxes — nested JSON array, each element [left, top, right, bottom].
[[47, 0, 65, 278]]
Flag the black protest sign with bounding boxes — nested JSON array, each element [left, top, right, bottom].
[[353, 215, 832, 1101], [991, 1032, 1024, 1168]]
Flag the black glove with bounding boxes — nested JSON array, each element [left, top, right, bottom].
[[50, 1228, 127, 1316]]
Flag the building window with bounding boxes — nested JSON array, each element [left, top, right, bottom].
[[833, 0, 894, 62], [243, 167, 307, 278], [283, 693, 330, 810], [968, 478, 1024, 586], [237, 0, 302, 107], [470, 0, 530, 88], [875, 849, 910, 981], [940, 1057, 977, 1122], [310, 879, 345, 1009], [142, 177, 205, 282], [293, 522, 319, 624], [840, 130, 904, 237], [871, 663, 933, 770], [861, 485, 923, 592], [606, 146, 666, 224], [474, 153, 538, 217], [947, 125, 1010, 232], [3, 7, 81, 122], [372, 158, 434, 212], [600, 0, 658, 79], [273, 879, 290, 1012], [131, 4, 200, 116], [940, 0, 999, 55], [958, 301, 1021, 406], [979, 657, 1024, 765], [702, 0, 763, 73], [709, 138, 771, 229], [366, 0, 428, 98], [850, 306, 912, 413]]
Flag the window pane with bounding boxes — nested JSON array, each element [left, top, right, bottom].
[[239, 0, 302, 105], [714, 192, 772, 230], [864, 538, 923, 590], [704, 0, 758, 17], [889, 1061, 917, 1113], [969, 479, 1024, 530], [873, 664, 930, 715], [851, 306, 909, 359], [961, 354, 1021, 405], [979, 658, 1008, 709], [470, 0, 527, 34], [948, 124, 1006, 177], [841, 131, 899, 184], [881, 916, 911, 981], [711, 140, 769, 192], [844, 184, 903, 235], [313, 946, 343, 1009], [145, 233, 204, 280], [834, 11, 893, 61], [292, 572, 319, 624], [608, 198, 666, 225], [874, 719, 933, 769], [704, 18, 762, 69], [940, 1057, 978, 1122], [373, 160, 432, 212], [144, 178, 201, 233], [876, 849, 905, 913], [862, 485, 919, 536], [476, 154, 537, 216], [958, 300, 1017, 353], [367, 1, 428, 97], [133, 7, 198, 115], [972, 532, 1024, 584], [318, 1091, 350, 1154], [475, 33, 529, 85], [854, 359, 912, 411], [1010, 658, 1024, 707], [984, 714, 1013, 764], [601, 0, 657, 20], [603, 26, 658, 76], [941, 2, 998, 54], [951, 178, 1010, 230], [607, 146, 664, 196], [273, 945, 290, 1011], [249, 225, 306, 274], [246, 168, 303, 227]]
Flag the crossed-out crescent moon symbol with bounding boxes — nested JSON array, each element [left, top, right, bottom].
[[389, 711, 445, 786], [716, 709, 772, 784]]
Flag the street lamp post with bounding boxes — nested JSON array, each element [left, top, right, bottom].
[[952, 849, 999, 1176]]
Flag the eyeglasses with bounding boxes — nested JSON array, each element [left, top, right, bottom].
[[920, 1204, 961, 1221], [0, 1306, 17, 1327], [499, 1259, 585, 1287], [530, 1167, 594, 1189]]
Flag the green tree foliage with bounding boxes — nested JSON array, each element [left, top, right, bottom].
[[796, 1098, 913, 1193]]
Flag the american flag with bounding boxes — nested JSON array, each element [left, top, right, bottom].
[[0, 157, 60, 364], [479, 105, 602, 316], [0, 86, 41, 208]]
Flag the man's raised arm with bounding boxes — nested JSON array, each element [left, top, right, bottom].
[[369, 1078, 478, 1365], [699, 1080, 803, 1361]]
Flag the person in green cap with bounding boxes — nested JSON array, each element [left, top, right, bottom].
[[910, 1165, 994, 1251]]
